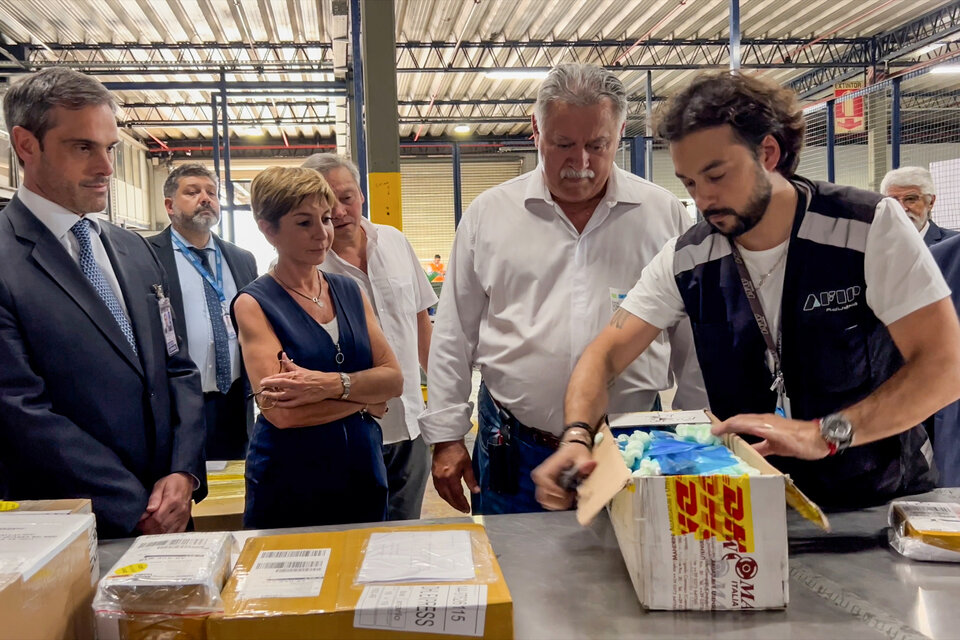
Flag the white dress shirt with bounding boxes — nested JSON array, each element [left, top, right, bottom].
[[419, 165, 697, 443], [322, 218, 438, 444], [19, 186, 130, 317], [171, 228, 241, 393]]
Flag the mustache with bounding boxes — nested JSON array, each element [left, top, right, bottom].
[[560, 168, 595, 179]]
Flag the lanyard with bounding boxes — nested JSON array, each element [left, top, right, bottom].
[[171, 233, 226, 302], [729, 240, 785, 397]]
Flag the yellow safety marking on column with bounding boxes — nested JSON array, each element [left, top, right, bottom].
[[368, 172, 403, 231], [0, 501, 20, 511]]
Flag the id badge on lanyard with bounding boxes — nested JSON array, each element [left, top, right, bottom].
[[731, 241, 792, 419], [153, 284, 179, 356]]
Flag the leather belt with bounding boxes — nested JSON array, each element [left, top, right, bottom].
[[488, 394, 561, 449]]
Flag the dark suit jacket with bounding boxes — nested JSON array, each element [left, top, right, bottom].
[[0, 196, 206, 538], [148, 227, 258, 433], [931, 234, 960, 487], [924, 221, 959, 247]]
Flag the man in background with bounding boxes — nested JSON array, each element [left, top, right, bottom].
[[304, 153, 437, 521], [149, 163, 258, 460], [0, 68, 205, 537], [881, 166, 957, 246]]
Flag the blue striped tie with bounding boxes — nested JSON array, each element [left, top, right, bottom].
[[70, 219, 138, 355], [189, 247, 232, 394]]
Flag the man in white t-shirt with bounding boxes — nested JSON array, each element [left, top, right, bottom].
[[304, 153, 437, 521], [533, 72, 960, 509]]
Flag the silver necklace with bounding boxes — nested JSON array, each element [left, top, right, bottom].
[[754, 250, 787, 289], [273, 267, 325, 308]]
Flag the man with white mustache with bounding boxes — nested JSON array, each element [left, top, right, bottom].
[[421, 63, 706, 515], [880, 166, 957, 247]]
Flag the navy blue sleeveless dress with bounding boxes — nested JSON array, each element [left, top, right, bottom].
[[236, 272, 388, 529]]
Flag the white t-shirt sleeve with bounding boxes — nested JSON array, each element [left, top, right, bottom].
[[619, 237, 688, 331], [864, 198, 951, 325]]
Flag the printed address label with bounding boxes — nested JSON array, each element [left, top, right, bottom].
[[354, 584, 487, 637]]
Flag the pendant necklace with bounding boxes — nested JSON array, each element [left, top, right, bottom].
[[273, 267, 325, 308], [755, 250, 787, 289]]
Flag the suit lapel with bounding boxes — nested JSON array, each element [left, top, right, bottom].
[[7, 198, 144, 376], [99, 225, 149, 377], [151, 227, 188, 348]]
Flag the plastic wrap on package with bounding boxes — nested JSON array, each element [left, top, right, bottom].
[[94, 532, 232, 640], [888, 501, 960, 562]]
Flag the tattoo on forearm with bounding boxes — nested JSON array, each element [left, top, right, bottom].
[[610, 308, 630, 329]]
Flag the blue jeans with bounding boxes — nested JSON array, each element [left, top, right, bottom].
[[470, 383, 662, 515], [471, 384, 553, 515]]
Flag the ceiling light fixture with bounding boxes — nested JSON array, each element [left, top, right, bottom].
[[931, 64, 960, 74], [453, 124, 471, 133]]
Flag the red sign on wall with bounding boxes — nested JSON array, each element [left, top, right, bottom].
[[834, 81, 865, 133]]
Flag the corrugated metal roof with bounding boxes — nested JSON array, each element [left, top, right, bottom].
[[0, 0, 955, 147]]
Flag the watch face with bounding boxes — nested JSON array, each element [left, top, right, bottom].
[[824, 415, 853, 441]]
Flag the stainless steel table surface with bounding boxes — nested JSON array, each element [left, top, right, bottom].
[[98, 489, 960, 639]]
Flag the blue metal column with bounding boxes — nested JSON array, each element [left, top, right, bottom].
[[350, 0, 369, 218], [631, 136, 645, 178], [891, 77, 902, 170], [219, 74, 235, 243], [211, 93, 220, 184], [826, 100, 836, 183], [644, 71, 654, 178], [452, 142, 463, 227], [729, 0, 741, 72]]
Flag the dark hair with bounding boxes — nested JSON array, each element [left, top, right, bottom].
[[655, 72, 806, 177], [163, 163, 218, 198], [3, 67, 117, 165]]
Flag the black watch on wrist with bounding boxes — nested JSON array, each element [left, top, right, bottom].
[[819, 413, 854, 455]]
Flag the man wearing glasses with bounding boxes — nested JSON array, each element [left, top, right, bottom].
[[881, 166, 957, 247]]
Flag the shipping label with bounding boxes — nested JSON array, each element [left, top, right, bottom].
[[354, 584, 487, 637]]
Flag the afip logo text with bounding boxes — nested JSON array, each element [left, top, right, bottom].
[[803, 286, 861, 312]]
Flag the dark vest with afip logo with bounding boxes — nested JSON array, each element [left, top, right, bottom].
[[673, 177, 934, 507]]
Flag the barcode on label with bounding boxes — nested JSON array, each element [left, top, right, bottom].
[[258, 549, 328, 559], [903, 503, 959, 518], [137, 536, 218, 549], [255, 560, 326, 571]]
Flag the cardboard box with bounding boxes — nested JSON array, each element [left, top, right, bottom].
[[576, 411, 828, 611], [94, 532, 233, 640], [193, 461, 246, 532], [208, 523, 513, 639], [0, 498, 92, 515], [0, 513, 98, 639]]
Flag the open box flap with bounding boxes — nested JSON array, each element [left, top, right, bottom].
[[574, 411, 830, 531], [575, 424, 631, 526]]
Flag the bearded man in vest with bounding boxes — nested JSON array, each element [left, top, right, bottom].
[[533, 72, 960, 510]]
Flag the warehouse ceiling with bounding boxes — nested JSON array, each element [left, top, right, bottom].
[[0, 0, 957, 154]]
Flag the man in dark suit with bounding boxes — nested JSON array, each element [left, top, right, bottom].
[[149, 164, 257, 460], [930, 234, 960, 486], [0, 68, 206, 538], [881, 166, 958, 247]]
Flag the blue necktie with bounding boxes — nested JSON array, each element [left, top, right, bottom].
[[189, 247, 232, 394], [70, 219, 138, 355]]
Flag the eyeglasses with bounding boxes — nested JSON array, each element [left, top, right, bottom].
[[247, 357, 283, 411], [894, 194, 926, 206]]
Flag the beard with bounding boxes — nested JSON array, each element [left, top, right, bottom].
[[178, 205, 220, 231], [703, 164, 773, 238]]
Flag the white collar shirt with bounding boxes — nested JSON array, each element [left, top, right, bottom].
[[419, 165, 695, 442], [18, 185, 130, 315], [322, 217, 438, 444], [170, 228, 241, 393]]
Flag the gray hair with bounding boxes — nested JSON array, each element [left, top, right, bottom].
[[301, 153, 362, 187], [3, 67, 117, 163], [163, 163, 219, 198], [880, 166, 936, 197], [533, 63, 627, 133]]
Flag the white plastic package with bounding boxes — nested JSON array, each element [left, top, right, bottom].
[[888, 501, 960, 562]]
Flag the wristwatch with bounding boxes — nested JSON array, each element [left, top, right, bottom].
[[338, 372, 351, 400], [819, 413, 854, 455]]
